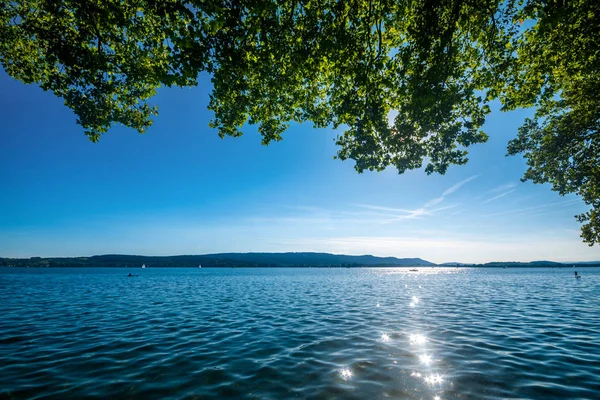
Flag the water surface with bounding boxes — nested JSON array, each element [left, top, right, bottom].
[[1, 267, 599, 399]]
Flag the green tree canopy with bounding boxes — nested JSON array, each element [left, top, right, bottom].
[[1, 0, 598, 243]]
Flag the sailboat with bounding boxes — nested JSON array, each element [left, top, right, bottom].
[[141, 264, 146, 269], [198, 264, 202, 269]]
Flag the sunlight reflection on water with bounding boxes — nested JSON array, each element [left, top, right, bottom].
[[409, 334, 428, 345], [340, 368, 352, 380], [419, 354, 433, 365], [2, 267, 599, 399], [424, 374, 445, 385], [410, 295, 420, 307]]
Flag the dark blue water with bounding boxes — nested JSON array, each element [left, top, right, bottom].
[[1, 267, 599, 399]]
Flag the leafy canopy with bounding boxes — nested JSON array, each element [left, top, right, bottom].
[[1, 0, 598, 244]]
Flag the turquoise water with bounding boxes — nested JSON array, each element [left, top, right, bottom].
[[1, 267, 599, 399]]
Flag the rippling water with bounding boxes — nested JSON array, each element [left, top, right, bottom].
[[1, 267, 599, 399]]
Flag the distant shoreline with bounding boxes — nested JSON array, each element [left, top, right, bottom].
[[2, 265, 599, 269], [1, 252, 599, 269]]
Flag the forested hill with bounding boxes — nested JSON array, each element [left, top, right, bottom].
[[2, 254, 598, 268], [0, 253, 436, 268]]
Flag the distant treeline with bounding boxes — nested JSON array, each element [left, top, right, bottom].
[[0, 253, 598, 268], [0, 253, 435, 268], [442, 261, 600, 268]]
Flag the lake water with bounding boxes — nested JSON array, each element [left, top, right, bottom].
[[1, 267, 599, 399]]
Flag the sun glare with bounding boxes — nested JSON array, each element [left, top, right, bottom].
[[340, 368, 352, 379], [419, 354, 433, 365], [409, 333, 427, 344], [425, 374, 444, 384]]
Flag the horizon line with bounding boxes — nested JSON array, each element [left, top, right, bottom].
[[1, 251, 598, 265]]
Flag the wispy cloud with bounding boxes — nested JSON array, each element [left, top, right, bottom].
[[355, 204, 426, 215], [483, 199, 582, 218], [475, 182, 518, 200], [489, 182, 517, 193], [449, 209, 465, 216], [481, 189, 516, 204], [381, 205, 458, 224], [218, 175, 481, 236], [245, 204, 421, 228], [354, 203, 431, 221], [355, 175, 477, 223], [444, 174, 481, 196], [424, 174, 480, 208]]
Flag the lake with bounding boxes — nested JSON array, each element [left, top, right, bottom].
[[1, 267, 599, 399]]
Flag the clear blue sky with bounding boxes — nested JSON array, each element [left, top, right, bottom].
[[1, 69, 599, 263]]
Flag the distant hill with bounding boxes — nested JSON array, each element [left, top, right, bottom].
[[2, 254, 598, 268], [480, 261, 567, 268], [0, 252, 436, 268], [467, 260, 600, 268], [566, 261, 600, 265], [205, 252, 436, 267], [438, 260, 600, 268]]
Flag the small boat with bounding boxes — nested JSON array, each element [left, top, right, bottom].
[[141, 264, 146, 269], [409, 269, 418, 272]]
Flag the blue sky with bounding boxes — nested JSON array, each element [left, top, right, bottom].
[[1, 69, 599, 263]]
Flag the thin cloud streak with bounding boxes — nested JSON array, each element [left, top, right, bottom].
[[443, 174, 481, 196], [474, 182, 517, 200], [355, 204, 427, 215], [491, 182, 517, 192], [424, 174, 480, 208], [483, 199, 582, 217], [355, 204, 435, 222], [358, 175, 479, 223], [249, 196, 464, 229], [381, 205, 458, 224], [481, 189, 516, 204], [246, 206, 420, 227], [423, 196, 444, 208]]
